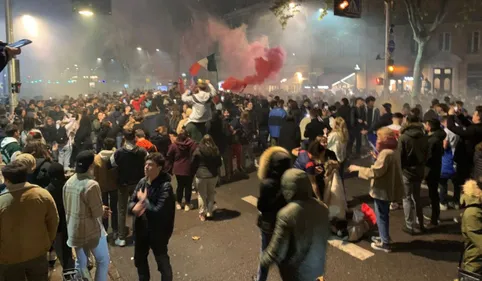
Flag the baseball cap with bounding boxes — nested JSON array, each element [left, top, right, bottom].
[[75, 150, 95, 173]]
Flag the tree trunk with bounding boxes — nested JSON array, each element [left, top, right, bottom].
[[411, 40, 426, 105]]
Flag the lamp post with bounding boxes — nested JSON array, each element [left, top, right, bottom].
[[5, 0, 19, 114], [354, 64, 360, 90]]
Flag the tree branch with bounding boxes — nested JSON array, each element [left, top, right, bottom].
[[428, 0, 449, 33], [404, 0, 421, 40]]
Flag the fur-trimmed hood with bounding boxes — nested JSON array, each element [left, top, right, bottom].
[[462, 179, 482, 206], [257, 146, 291, 181]]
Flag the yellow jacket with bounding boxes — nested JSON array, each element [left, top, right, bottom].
[[0, 182, 58, 264]]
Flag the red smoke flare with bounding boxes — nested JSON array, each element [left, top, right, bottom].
[[222, 47, 285, 92]]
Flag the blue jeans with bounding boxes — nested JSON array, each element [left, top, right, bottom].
[[256, 231, 272, 281], [75, 235, 110, 281], [374, 199, 390, 244]]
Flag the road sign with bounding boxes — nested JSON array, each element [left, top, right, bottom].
[[388, 40, 395, 53]]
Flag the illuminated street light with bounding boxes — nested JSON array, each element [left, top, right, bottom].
[[339, 0, 349, 10], [22, 15, 38, 38], [137, 47, 142, 51], [280, 78, 287, 83], [181, 73, 187, 77], [74, 64, 78, 67], [292, 53, 296, 56], [296, 72, 303, 82], [97, 58, 102, 62], [156, 49, 160, 52], [79, 10, 94, 17]]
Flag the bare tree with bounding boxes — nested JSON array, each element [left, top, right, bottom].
[[403, 0, 448, 101]]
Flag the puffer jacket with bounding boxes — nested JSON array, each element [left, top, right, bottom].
[[399, 123, 428, 180], [461, 180, 482, 275], [256, 147, 292, 234], [260, 169, 330, 281]]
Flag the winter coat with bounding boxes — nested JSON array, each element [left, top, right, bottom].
[[94, 150, 118, 193], [461, 180, 482, 275], [46, 178, 67, 233], [128, 172, 175, 242], [136, 139, 157, 153], [268, 107, 287, 139], [207, 114, 227, 154], [358, 149, 404, 203], [181, 84, 216, 123], [150, 133, 171, 157], [337, 105, 352, 129], [448, 114, 482, 167], [166, 138, 197, 176], [278, 119, 301, 153], [256, 147, 291, 234], [142, 112, 166, 138], [373, 113, 393, 132], [473, 151, 482, 182], [109, 144, 148, 186], [0, 137, 21, 164], [365, 107, 381, 133], [426, 128, 447, 179], [327, 132, 347, 163], [28, 158, 51, 188], [41, 125, 57, 144], [260, 169, 330, 281], [399, 123, 428, 181], [304, 118, 328, 142], [0, 182, 58, 264], [191, 145, 222, 179]]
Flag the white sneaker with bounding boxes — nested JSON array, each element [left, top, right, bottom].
[[184, 204, 192, 211], [176, 203, 182, 210], [439, 203, 448, 211], [115, 238, 126, 247], [390, 202, 400, 211]]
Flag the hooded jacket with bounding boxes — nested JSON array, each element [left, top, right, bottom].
[[426, 128, 447, 178], [191, 144, 222, 179], [128, 172, 175, 241], [94, 150, 118, 192], [0, 137, 21, 164], [399, 123, 428, 180], [109, 143, 148, 186], [461, 180, 482, 275], [181, 83, 216, 123], [166, 138, 197, 176], [260, 169, 330, 281], [256, 147, 292, 233]]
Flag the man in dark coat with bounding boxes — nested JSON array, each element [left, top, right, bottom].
[[424, 119, 446, 227], [129, 153, 175, 281]]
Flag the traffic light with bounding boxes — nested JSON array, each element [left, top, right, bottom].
[[72, 0, 112, 15], [376, 77, 384, 85], [334, 0, 362, 18], [388, 59, 395, 78]]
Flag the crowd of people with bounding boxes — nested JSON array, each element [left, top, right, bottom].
[[1, 77, 482, 281]]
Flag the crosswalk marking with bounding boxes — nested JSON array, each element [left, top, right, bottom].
[[242, 195, 375, 261]]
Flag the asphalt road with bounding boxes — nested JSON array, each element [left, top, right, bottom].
[[108, 166, 463, 281]]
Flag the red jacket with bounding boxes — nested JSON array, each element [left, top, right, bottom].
[[136, 139, 157, 153], [131, 95, 147, 112], [166, 138, 197, 176]]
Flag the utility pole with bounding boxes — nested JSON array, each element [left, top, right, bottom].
[[5, 0, 18, 115], [383, 0, 391, 96]]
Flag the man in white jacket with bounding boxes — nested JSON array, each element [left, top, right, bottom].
[[181, 81, 217, 140]]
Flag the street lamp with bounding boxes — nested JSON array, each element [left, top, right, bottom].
[[78, 10, 94, 17], [181, 73, 187, 77], [21, 15, 38, 38], [296, 72, 303, 82], [156, 49, 160, 52], [97, 58, 102, 62], [136, 47, 142, 51]]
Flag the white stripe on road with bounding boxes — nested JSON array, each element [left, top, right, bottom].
[[242, 195, 375, 261], [421, 184, 454, 196]]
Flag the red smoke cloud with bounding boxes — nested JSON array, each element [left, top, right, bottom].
[[222, 47, 286, 92]]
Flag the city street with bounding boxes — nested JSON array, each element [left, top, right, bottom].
[[106, 163, 463, 281]]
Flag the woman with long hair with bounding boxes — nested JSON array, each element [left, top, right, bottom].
[[327, 117, 349, 180], [169, 110, 182, 134], [191, 134, 222, 221], [71, 112, 93, 165]]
